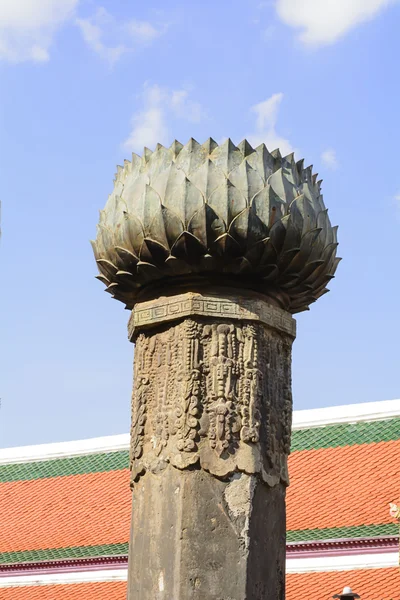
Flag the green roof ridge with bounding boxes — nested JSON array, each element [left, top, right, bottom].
[[0, 542, 129, 565], [0, 451, 129, 483], [287, 522, 399, 542], [1, 523, 398, 564], [291, 417, 400, 452], [0, 418, 399, 483]]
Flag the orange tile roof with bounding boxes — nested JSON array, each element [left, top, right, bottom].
[[0, 435, 398, 558], [287, 567, 400, 599], [287, 439, 400, 531], [0, 470, 131, 553], [0, 582, 127, 599]]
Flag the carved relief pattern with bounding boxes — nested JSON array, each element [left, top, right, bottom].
[[240, 324, 262, 444], [172, 320, 202, 452], [130, 336, 152, 467], [130, 317, 293, 486]]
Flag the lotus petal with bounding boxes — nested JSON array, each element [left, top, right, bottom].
[[237, 139, 255, 157], [268, 168, 298, 205], [251, 186, 286, 229], [210, 138, 243, 176], [95, 274, 110, 286], [140, 238, 169, 266], [165, 255, 193, 275], [137, 261, 161, 281], [93, 140, 340, 312], [115, 246, 139, 271], [161, 207, 185, 247], [187, 203, 226, 248], [208, 179, 247, 226], [189, 158, 224, 200], [174, 138, 203, 176], [247, 144, 276, 182], [171, 231, 207, 262], [170, 139, 183, 159], [228, 160, 264, 201], [211, 233, 242, 258], [121, 213, 144, 256], [96, 258, 118, 280], [165, 174, 204, 226]]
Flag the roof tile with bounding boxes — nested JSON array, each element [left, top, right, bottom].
[[287, 567, 400, 599], [0, 582, 127, 599], [0, 422, 398, 560], [287, 439, 400, 532], [0, 470, 131, 554]]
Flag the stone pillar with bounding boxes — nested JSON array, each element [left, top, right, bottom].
[[91, 138, 340, 599], [126, 291, 295, 599]]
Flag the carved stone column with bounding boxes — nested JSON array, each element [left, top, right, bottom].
[[91, 138, 340, 599], [126, 291, 295, 599]]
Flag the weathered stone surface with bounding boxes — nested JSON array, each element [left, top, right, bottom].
[[92, 139, 340, 314], [126, 291, 292, 599], [129, 293, 294, 488], [91, 140, 340, 600], [128, 290, 296, 340], [127, 466, 286, 600]]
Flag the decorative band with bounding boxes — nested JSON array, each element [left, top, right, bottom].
[[128, 292, 296, 339]]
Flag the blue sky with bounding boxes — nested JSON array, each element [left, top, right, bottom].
[[1, 0, 399, 447]]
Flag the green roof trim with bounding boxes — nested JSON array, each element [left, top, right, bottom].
[[287, 522, 399, 542], [0, 542, 129, 565], [0, 417, 399, 483], [291, 417, 400, 452], [1, 523, 398, 564], [0, 451, 130, 483]]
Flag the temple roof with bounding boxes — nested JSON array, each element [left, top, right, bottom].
[[0, 399, 399, 598], [287, 568, 400, 599], [0, 582, 127, 599]]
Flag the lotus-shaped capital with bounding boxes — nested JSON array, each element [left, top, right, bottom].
[[92, 138, 340, 312]]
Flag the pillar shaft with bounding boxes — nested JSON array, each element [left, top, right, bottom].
[[127, 291, 296, 600]]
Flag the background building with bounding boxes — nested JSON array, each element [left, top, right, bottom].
[[0, 399, 399, 599]]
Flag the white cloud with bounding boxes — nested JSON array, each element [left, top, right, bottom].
[[76, 8, 124, 64], [170, 88, 203, 123], [0, 0, 78, 63], [393, 192, 400, 221], [275, 0, 397, 47], [76, 7, 166, 64], [123, 83, 204, 152], [124, 84, 168, 151], [125, 20, 163, 44], [321, 148, 339, 170], [246, 92, 293, 155]]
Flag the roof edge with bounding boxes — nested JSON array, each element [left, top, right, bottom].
[[286, 536, 399, 557], [0, 537, 397, 576], [292, 398, 400, 430], [1, 399, 400, 464], [0, 556, 128, 577], [0, 538, 398, 579], [0, 434, 130, 465], [0, 567, 128, 588], [286, 551, 399, 574]]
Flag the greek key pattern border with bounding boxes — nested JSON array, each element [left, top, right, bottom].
[[128, 293, 296, 339]]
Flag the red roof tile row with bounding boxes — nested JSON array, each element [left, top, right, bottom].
[[0, 581, 127, 599], [0, 439, 398, 555], [0, 470, 131, 553], [287, 567, 400, 599], [287, 439, 400, 531]]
